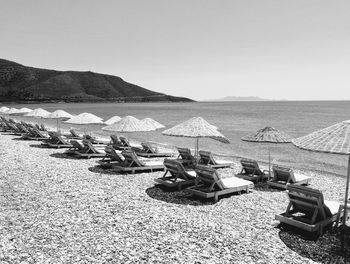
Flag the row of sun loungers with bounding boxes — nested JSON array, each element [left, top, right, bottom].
[[0, 116, 344, 237]]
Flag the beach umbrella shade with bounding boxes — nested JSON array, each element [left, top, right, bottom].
[[46, 110, 75, 131], [3, 108, 21, 115], [104, 115, 122, 125], [64, 112, 104, 125], [140, 118, 165, 129], [241, 126, 292, 177], [25, 108, 51, 118], [10, 107, 32, 115], [292, 119, 350, 249], [162, 117, 230, 157], [0, 106, 9, 113], [102, 116, 154, 132]]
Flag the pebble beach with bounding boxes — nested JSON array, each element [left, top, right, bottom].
[[1, 132, 349, 263]]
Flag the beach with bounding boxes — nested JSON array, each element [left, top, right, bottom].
[[1, 131, 349, 263]]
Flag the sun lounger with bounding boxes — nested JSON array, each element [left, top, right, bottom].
[[97, 145, 125, 168], [43, 132, 73, 148], [64, 140, 85, 155], [137, 142, 174, 158], [20, 127, 48, 140], [83, 134, 108, 145], [176, 147, 196, 169], [235, 159, 269, 182], [187, 165, 254, 202], [154, 159, 196, 189], [73, 140, 106, 159], [267, 165, 312, 189], [275, 185, 342, 236], [65, 129, 83, 139], [115, 136, 142, 151], [111, 150, 164, 173], [198, 150, 233, 169]]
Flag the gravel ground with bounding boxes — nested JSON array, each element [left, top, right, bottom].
[[0, 134, 349, 264]]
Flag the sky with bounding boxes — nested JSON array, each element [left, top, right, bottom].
[[1, 0, 349, 101]]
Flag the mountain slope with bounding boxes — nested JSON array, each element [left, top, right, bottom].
[[0, 59, 193, 103]]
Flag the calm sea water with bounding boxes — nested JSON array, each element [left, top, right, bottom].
[[4, 101, 350, 176]]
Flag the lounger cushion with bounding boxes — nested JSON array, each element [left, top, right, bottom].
[[143, 160, 164, 166], [220, 177, 252, 189], [186, 170, 197, 178], [215, 159, 232, 164], [324, 200, 340, 216], [294, 173, 312, 182]]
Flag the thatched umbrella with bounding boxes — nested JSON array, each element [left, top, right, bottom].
[[162, 117, 229, 157], [25, 108, 51, 118], [140, 118, 165, 130], [102, 116, 154, 132], [293, 120, 350, 242], [64, 112, 104, 124], [104, 115, 122, 125], [242, 126, 292, 177], [46, 110, 74, 131], [0, 106, 9, 113]]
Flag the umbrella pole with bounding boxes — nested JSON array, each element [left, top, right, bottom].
[[341, 154, 350, 251], [268, 147, 271, 180]]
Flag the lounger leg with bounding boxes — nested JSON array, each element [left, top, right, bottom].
[[335, 205, 343, 228], [214, 193, 219, 203]]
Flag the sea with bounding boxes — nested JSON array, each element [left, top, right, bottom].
[[3, 101, 350, 177]]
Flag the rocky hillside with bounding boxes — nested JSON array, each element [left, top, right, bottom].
[[0, 59, 193, 103]]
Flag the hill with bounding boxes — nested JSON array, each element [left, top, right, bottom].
[[0, 59, 193, 103]]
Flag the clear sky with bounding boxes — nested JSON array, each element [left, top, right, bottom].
[[1, 0, 349, 101]]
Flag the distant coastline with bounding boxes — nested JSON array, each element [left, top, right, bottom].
[[203, 96, 277, 102]]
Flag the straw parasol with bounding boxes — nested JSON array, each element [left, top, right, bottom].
[[4, 108, 21, 115], [0, 106, 9, 113], [242, 126, 292, 176], [102, 116, 154, 132], [25, 108, 51, 118], [242, 126, 292, 143], [162, 117, 229, 157], [140, 118, 165, 130], [64, 112, 104, 124], [104, 115, 122, 125], [46, 110, 74, 131], [292, 119, 350, 250]]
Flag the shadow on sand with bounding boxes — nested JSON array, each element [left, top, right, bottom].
[[50, 153, 78, 160], [277, 224, 350, 263]]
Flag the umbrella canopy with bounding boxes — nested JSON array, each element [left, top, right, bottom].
[[0, 106, 9, 113], [242, 126, 292, 143], [104, 115, 122, 125], [292, 120, 350, 154], [162, 117, 229, 157], [25, 108, 51, 118], [292, 119, 350, 248], [102, 115, 154, 132], [140, 118, 165, 129], [18, 107, 32, 113], [46, 110, 74, 120], [162, 117, 229, 143], [64, 112, 104, 124], [4, 108, 21, 114]]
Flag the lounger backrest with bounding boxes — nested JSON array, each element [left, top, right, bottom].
[[105, 146, 124, 162], [142, 142, 157, 154], [177, 147, 196, 162], [35, 124, 41, 130], [82, 140, 100, 153], [70, 140, 84, 150], [286, 185, 332, 220], [195, 165, 224, 190], [70, 129, 80, 138], [120, 136, 131, 147], [110, 135, 121, 145], [198, 150, 215, 165], [163, 159, 186, 174], [241, 159, 263, 175], [56, 134, 69, 145], [272, 165, 296, 183], [121, 150, 145, 167]]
